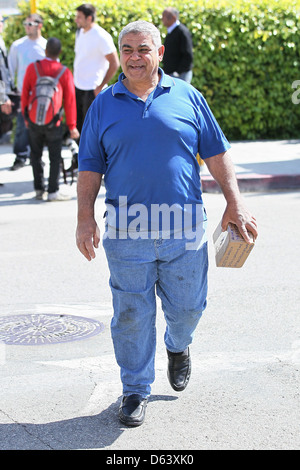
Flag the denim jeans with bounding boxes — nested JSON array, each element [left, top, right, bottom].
[[102, 231, 208, 397], [170, 71, 193, 84], [13, 112, 30, 160]]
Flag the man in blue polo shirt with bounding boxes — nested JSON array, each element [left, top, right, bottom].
[[76, 20, 258, 427]]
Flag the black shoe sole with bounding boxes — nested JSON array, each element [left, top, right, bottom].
[[119, 412, 145, 427]]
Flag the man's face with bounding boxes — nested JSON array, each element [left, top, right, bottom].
[[120, 33, 164, 84], [75, 11, 91, 30], [24, 17, 41, 39], [162, 11, 175, 28]]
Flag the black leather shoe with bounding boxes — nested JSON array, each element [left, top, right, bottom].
[[119, 394, 148, 427], [10, 158, 26, 171], [167, 347, 191, 392]]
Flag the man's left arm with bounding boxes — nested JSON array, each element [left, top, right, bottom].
[[94, 51, 119, 96], [205, 151, 258, 243], [178, 28, 193, 73], [21, 64, 33, 119], [62, 68, 79, 139], [0, 80, 11, 112], [7, 43, 17, 86]]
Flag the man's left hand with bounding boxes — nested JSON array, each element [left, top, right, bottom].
[[221, 200, 258, 243]]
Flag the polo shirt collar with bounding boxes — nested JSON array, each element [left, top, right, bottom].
[[111, 67, 175, 96]]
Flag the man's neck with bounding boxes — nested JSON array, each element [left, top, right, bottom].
[[167, 20, 180, 34], [83, 22, 94, 33], [45, 56, 59, 62], [27, 33, 41, 41], [123, 72, 160, 101]]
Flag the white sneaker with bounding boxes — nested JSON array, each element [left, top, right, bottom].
[[47, 191, 72, 201]]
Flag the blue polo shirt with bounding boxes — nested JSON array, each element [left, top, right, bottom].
[[78, 69, 230, 234]]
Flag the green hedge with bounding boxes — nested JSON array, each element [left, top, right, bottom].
[[4, 0, 300, 140]]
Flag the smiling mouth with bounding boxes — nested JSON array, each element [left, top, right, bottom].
[[128, 65, 144, 69]]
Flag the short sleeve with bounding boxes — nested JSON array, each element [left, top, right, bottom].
[[78, 98, 107, 174], [197, 94, 231, 159]]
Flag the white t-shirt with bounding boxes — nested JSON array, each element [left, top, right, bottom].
[[8, 35, 47, 91], [74, 23, 116, 90]]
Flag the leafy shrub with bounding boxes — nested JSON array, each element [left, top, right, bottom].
[[4, 0, 300, 140]]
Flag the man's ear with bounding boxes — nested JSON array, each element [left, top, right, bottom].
[[158, 45, 165, 61]]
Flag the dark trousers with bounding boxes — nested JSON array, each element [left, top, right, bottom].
[[28, 123, 63, 194], [75, 87, 95, 135]]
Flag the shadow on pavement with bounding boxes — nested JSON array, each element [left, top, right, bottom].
[[0, 394, 177, 450]]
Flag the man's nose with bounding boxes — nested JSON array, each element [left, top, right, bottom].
[[130, 52, 141, 59]]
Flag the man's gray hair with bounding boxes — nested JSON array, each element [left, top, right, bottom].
[[168, 8, 179, 20], [118, 20, 162, 49]]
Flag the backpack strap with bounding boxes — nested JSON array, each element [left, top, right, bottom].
[[33, 61, 66, 83], [53, 65, 67, 85], [52, 66, 67, 121], [33, 60, 41, 79]]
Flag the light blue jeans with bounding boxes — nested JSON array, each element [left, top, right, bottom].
[[102, 232, 208, 397], [170, 71, 193, 84]]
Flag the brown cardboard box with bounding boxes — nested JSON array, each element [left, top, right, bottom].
[[213, 222, 255, 268]]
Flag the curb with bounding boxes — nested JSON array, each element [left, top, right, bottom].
[[201, 173, 300, 193]]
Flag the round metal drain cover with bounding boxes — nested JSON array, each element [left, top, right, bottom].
[[0, 314, 104, 345]]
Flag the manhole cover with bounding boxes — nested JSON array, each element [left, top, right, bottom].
[[0, 314, 104, 345]]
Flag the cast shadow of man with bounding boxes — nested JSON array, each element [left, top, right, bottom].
[[0, 395, 177, 450]]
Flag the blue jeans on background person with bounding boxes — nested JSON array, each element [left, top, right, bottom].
[[103, 231, 208, 398], [170, 70, 193, 83], [13, 112, 30, 162]]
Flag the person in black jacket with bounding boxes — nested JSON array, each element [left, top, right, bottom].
[[162, 7, 193, 83]]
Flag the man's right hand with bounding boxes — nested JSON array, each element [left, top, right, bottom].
[[76, 170, 102, 260], [0, 99, 12, 115], [70, 127, 80, 140], [76, 218, 100, 261]]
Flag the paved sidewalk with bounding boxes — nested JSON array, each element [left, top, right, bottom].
[[0, 138, 299, 450], [200, 139, 300, 192]]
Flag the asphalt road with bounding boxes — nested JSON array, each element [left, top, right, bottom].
[[0, 146, 299, 451]]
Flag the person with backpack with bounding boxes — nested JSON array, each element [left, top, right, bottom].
[[21, 37, 79, 201]]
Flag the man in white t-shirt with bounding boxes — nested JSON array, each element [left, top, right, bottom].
[[74, 4, 119, 142], [8, 13, 46, 170]]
